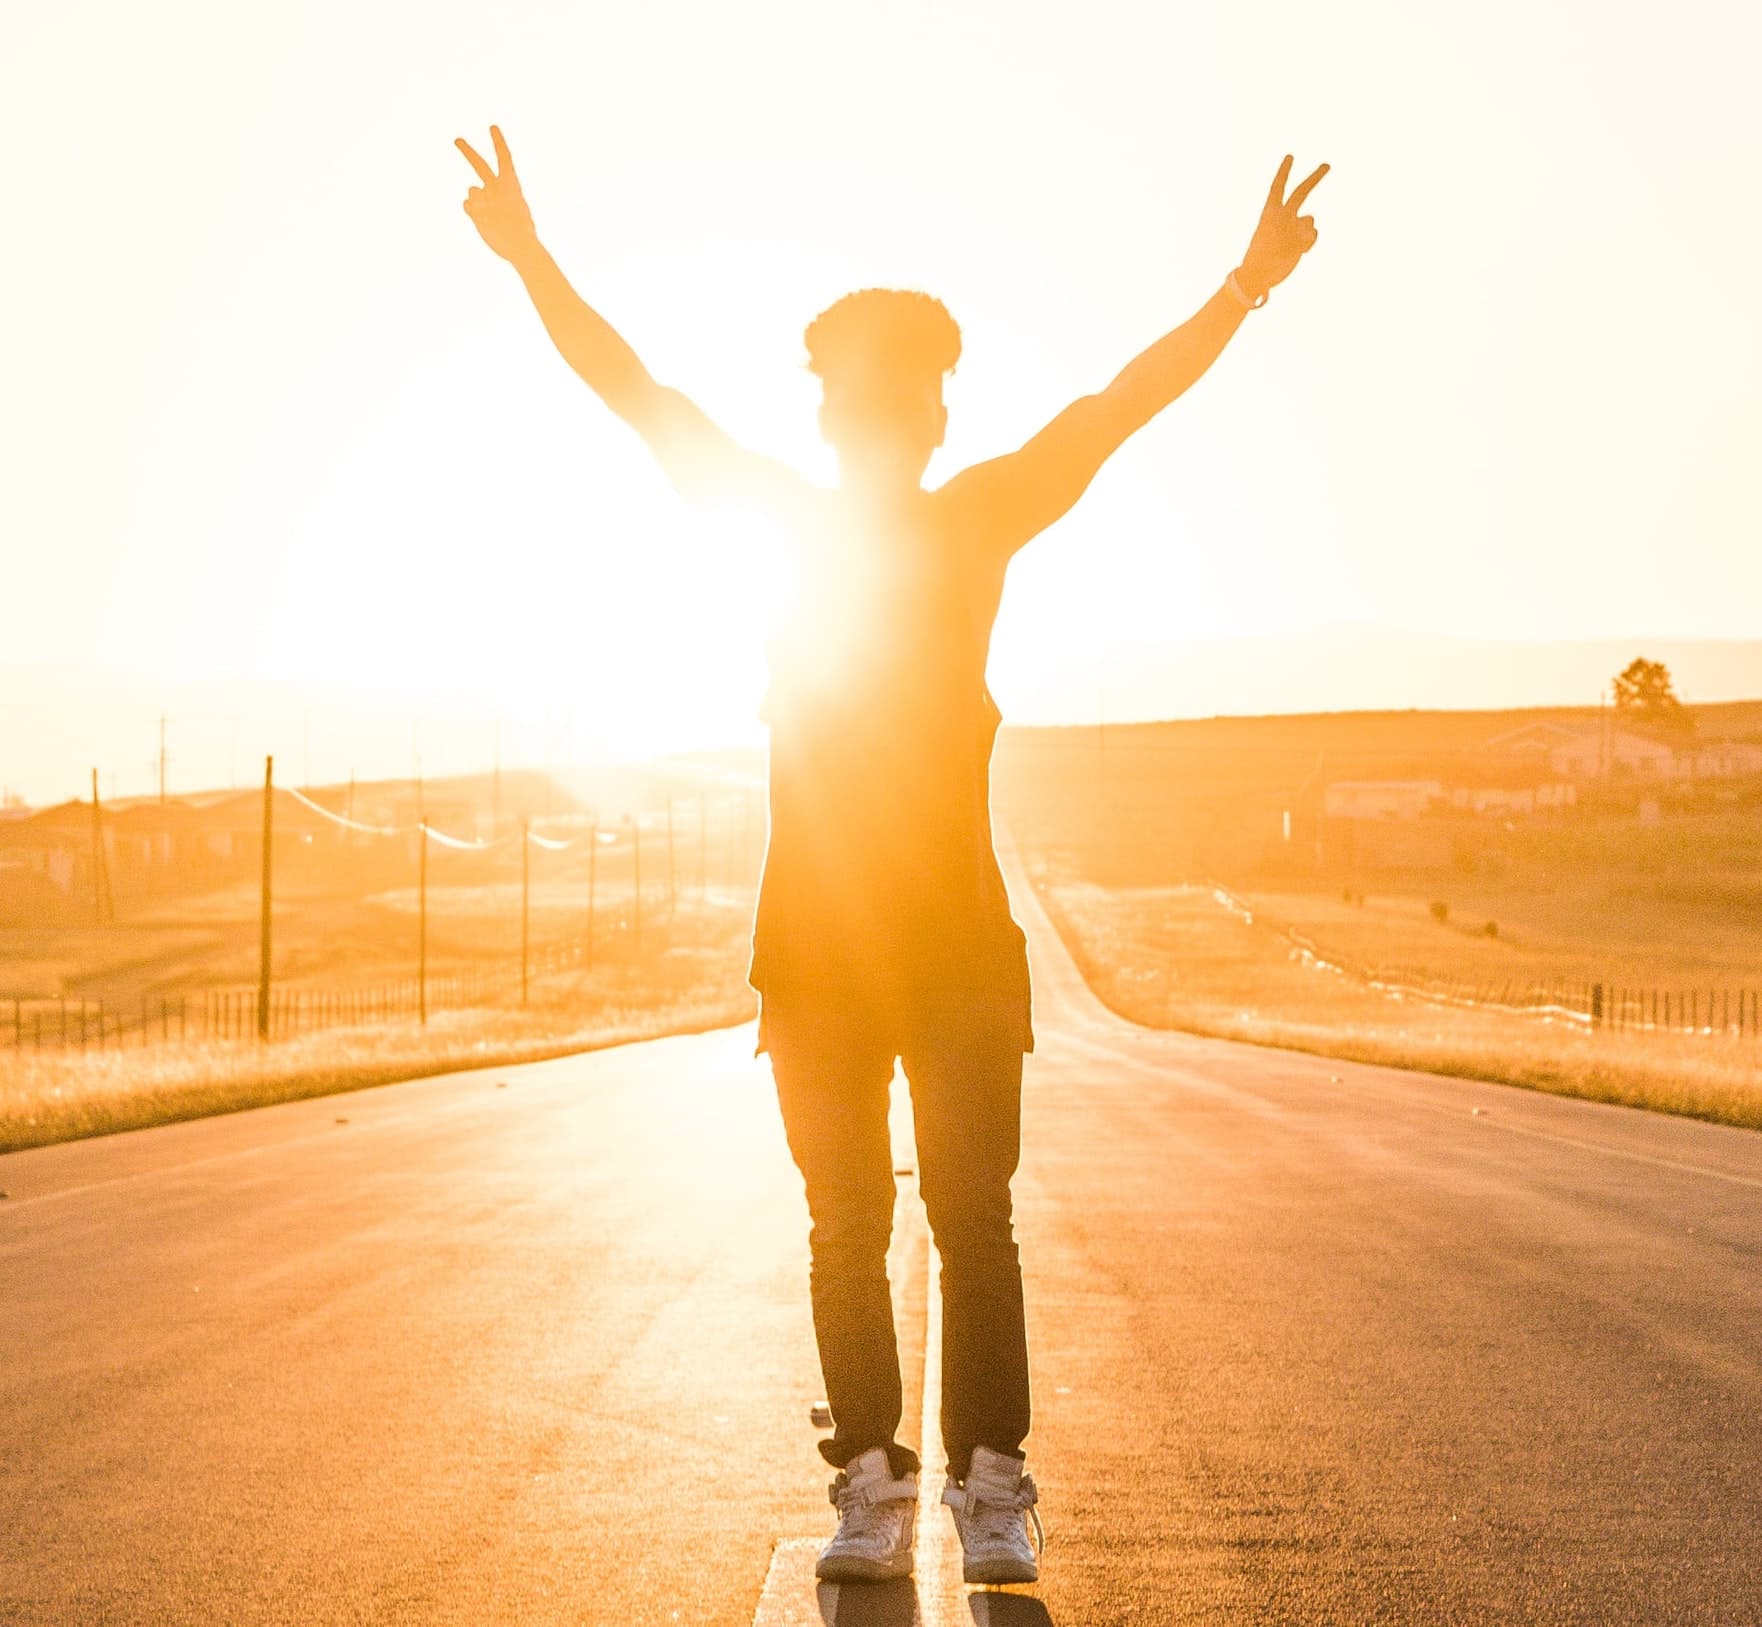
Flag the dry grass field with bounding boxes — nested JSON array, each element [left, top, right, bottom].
[[0, 893, 758, 1152], [995, 703, 1762, 1130], [1, 781, 767, 1150], [1028, 872, 1762, 1130]]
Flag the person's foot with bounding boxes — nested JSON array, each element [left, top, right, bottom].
[[816, 1447, 919, 1582], [941, 1446, 1044, 1584]]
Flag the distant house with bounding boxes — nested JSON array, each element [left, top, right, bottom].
[[184, 788, 355, 867], [1484, 721, 1762, 784], [0, 788, 360, 910], [1483, 721, 1584, 759], [109, 799, 207, 876], [1684, 740, 1762, 780], [1321, 780, 1444, 821], [1483, 721, 1678, 780], [1446, 781, 1578, 817], [0, 800, 93, 897]]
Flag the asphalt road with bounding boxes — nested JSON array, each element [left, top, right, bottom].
[[4, 847, 1761, 1626]]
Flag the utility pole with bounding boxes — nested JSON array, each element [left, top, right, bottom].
[[258, 756, 273, 1042], [418, 819, 428, 1025], [158, 716, 167, 805], [492, 718, 502, 840], [520, 817, 530, 1007], [666, 796, 677, 916], [631, 815, 642, 954], [586, 816, 597, 971], [89, 767, 113, 925]]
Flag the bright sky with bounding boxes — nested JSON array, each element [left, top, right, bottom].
[[5, 0, 1760, 796]]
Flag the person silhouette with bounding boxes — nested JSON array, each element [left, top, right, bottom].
[[456, 123, 1326, 1585]]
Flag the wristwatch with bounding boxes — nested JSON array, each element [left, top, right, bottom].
[[1226, 268, 1268, 310]]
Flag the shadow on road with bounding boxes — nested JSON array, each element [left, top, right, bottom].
[[967, 1593, 1054, 1625], [812, 1579, 1054, 1624]]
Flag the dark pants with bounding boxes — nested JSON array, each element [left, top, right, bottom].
[[765, 991, 1031, 1484]]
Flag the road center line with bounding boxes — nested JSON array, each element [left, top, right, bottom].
[[917, 1217, 951, 1624], [750, 1538, 829, 1626], [1473, 1116, 1762, 1191]]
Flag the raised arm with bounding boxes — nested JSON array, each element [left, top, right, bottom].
[[456, 125, 809, 516], [938, 154, 1329, 554]]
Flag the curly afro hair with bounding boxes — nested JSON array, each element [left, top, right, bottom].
[[803, 288, 961, 388]]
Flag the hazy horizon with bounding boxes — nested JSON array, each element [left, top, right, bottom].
[[8, 625, 1762, 808]]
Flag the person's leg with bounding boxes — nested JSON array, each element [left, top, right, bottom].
[[901, 994, 1030, 1483], [769, 1000, 921, 1481]]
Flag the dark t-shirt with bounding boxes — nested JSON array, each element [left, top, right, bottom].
[[748, 486, 1034, 1052]]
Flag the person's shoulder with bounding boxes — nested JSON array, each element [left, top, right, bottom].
[[925, 467, 1018, 565]]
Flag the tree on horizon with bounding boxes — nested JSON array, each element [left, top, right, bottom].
[[1613, 657, 1694, 738]]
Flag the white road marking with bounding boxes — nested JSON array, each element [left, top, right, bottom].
[[752, 1538, 833, 1625], [1474, 1116, 1762, 1191], [916, 1221, 952, 1623]]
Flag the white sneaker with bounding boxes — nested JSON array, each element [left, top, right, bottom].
[[816, 1447, 919, 1582], [941, 1446, 1045, 1584]]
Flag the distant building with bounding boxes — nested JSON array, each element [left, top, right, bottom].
[[1684, 740, 1762, 780], [1446, 781, 1578, 817], [1483, 721, 1762, 784], [1321, 780, 1444, 821], [1484, 721, 1677, 780], [1482, 721, 1584, 759], [1, 800, 92, 898]]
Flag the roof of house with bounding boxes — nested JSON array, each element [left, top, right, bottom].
[[1483, 721, 1586, 749]]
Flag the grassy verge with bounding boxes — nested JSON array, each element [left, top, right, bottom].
[[1032, 874, 1762, 1133], [0, 934, 756, 1155]]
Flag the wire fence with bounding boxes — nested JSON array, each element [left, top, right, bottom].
[[1, 926, 663, 1052], [7, 758, 765, 1053], [1209, 884, 1762, 1039]]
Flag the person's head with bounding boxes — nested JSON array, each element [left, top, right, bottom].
[[805, 289, 960, 494]]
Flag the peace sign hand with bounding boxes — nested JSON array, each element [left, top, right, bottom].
[[1238, 154, 1328, 301], [455, 124, 537, 263]]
